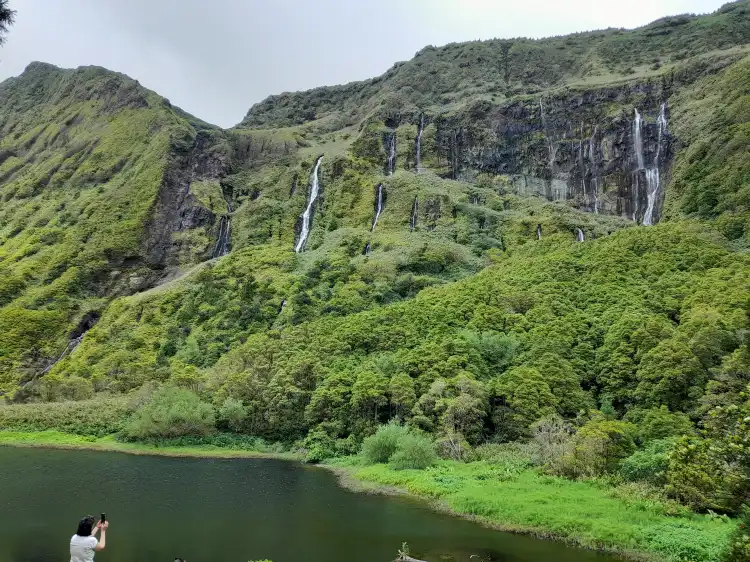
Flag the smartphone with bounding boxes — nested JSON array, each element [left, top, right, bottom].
[[100, 513, 106, 523]]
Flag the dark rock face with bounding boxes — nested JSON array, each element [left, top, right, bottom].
[[143, 129, 230, 270], [433, 81, 673, 224]]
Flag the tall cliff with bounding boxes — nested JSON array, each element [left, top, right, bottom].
[[0, 1, 749, 399]]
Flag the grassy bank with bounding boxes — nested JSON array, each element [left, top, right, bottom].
[[0, 430, 301, 460], [0, 430, 735, 562], [328, 458, 735, 562]]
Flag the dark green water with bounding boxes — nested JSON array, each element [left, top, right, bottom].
[[0, 447, 619, 562]]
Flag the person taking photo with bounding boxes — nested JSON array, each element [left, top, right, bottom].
[[70, 515, 108, 562]]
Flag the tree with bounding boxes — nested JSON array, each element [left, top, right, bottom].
[[492, 367, 556, 440], [0, 1, 14, 45], [388, 372, 416, 418], [351, 370, 388, 422], [557, 420, 637, 478], [440, 374, 488, 444], [623, 406, 695, 444], [635, 339, 707, 412]]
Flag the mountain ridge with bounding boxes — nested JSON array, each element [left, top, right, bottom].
[[0, 7, 748, 530]]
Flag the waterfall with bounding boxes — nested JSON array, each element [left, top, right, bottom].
[[536, 224, 542, 240], [415, 114, 425, 172], [363, 242, 371, 255], [41, 334, 84, 375], [212, 193, 233, 258], [294, 156, 323, 253], [409, 196, 418, 231], [633, 109, 645, 170], [643, 103, 668, 226], [371, 184, 384, 231], [540, 97, 556, 174], [386, 132, 397, 175], [576, 228, 585, 242], [589, 126, 600, 214]]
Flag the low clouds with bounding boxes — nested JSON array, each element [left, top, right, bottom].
[[0, 0, 727, 127]]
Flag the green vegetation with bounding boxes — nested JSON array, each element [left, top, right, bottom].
[[2, 3, 750, 560], [123, 385, 215, 440], [0, 430, 296, 459], [0, 62, 227, 391], [724, 506, 750, 562], [361, 422, 437, 469], [666, 54, 750, 243], [0, 0, 15, 45], [239, 2, 750, 129], [336, 457, 733, 562]]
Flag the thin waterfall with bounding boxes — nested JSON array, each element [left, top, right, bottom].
[[212, 192, 233, 258], [576, 228, 585, 242], [409, 196, 418, 231], [41, 333, 85, 375], [363, 242, 371, 256], [633, 109, 645, 170], [415, 114, 425, 172], [580, 122, 586, 197], [589, 126, 600, 214], [294, 156, 323, 253], [643, 103, 668, 226], [371, 184, 384, 231], [386, 132, 397, 175], [536, 224, 542, 240], [540, 97, 556, 174], [631, 108, 645, 222]]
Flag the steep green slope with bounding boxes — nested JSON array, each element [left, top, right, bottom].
[[0, 63, 230, 393], [201, 222, 749, 442], [0, 1, 748, 484], [48, 169, 628, 394]]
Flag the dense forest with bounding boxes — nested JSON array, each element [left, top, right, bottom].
[[1, 2, 750, 560]]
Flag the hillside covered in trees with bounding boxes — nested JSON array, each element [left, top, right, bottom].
[[2, 3, 750, 558]]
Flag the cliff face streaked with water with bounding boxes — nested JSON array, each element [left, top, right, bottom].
[[0, 1, 749, 402]]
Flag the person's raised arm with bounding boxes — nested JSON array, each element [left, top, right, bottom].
[[95, 521, 108, 551]]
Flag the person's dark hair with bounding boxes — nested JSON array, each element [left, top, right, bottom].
[[76, 515, 96, 537]]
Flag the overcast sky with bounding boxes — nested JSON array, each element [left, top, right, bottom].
[[0, 0, 729, 127]]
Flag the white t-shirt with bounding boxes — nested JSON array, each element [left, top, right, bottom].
[[70, 534, 98, 562]]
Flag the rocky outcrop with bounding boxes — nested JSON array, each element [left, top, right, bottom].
[[432, 81, 674, 224], [143, 129, 231, 271]]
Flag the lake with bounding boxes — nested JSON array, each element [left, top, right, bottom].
[[0, 447, 619, 562]]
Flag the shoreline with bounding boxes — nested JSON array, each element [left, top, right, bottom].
[[323, 463, 652, 562], [0, 431, 729, 562], [0, 430, 301, 461]]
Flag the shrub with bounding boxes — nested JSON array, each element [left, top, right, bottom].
[[533, 415, 574, 470], [361, 422, 410, 464], [389, 433, 438, 470], [723, 504, 750, 562], [666, 436, 747, 513], [38, 375, 94, 402], [553, 420, 637, 478], [303, 428, 336, 463], [217, 397, 247, 432], [124, 386, 215, 440], [619, 438, 676, 485], [0, 397, 130, 436]]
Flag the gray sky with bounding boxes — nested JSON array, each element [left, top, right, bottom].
[[1, 0, 729, 127]]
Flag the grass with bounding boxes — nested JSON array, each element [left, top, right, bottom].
[[0, 427, 736, 561], [0, 430, 301, 460], [329, 459, 735, 562]]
